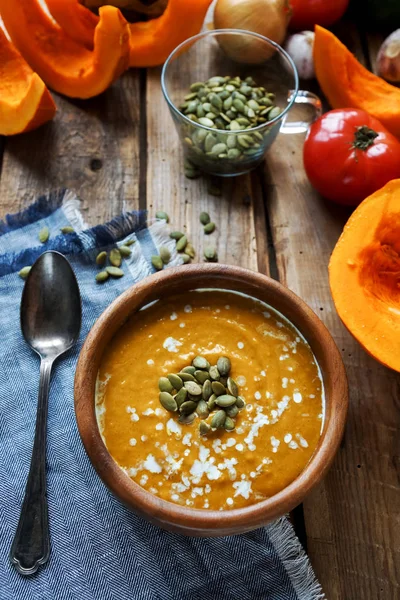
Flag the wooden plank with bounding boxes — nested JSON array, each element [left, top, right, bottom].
[[0, 70, 141, 223], [261, 25, 400, 600]]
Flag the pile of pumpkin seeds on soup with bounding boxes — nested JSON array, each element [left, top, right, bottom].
[[158, 355, 245, 436], [180, 75, 281, 176]]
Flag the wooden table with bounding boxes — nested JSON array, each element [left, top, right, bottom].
[[0, 21, 398, 600]]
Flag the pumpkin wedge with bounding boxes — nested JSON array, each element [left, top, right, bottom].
[[0, 1, 130, 99], [46, 0, 213, 67], [0, 27, 56, 135], [329, 179, 400, 372], [314, 25, 400, 137]]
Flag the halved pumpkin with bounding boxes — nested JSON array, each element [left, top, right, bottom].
[[329, 179, 400, 372], [46, 0, 213, 67], [0, 1, 130, 99], [314, 25, 400, 137], [0, 27, 56, 135]]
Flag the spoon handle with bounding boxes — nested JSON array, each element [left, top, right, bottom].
[[10, 358, 53, 576]]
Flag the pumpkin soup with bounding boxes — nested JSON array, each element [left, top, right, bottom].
[[96, 290, 324, 510]]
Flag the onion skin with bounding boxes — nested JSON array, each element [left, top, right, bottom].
[[284, 31, 315, 79], [376, 30, 400, 83], [214, 0, 291, 64]]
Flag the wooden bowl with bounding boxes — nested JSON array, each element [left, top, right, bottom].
[[74, 264, 348, 537]]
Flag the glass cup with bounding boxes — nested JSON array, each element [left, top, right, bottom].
[[161, 29, 322, 177]]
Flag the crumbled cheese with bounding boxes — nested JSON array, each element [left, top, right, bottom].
[[279, 354, 290, 361], [155, 423, 164, 431], [271, 436, 280, 453], [129, 438, 137, 446], [250, 472, 257, 478], [266, 391, 272, 399], [184, 449, 190, 456], [261, 370, 266, 377], [147, 359, 155, 366], [126, 406, 135, 413], [246, 404, 253, 412], [204, 484, 212, 494], [226, 437, 236, 448], [244, 412, 269, 450], [203, 500, 209, 508], [277, 395, 291, 417], [236, 376, 246, 386], [184, 304, 192, 313], [271, 409, 278, 420], [128, 467, 137, 477], [284, 433, 292, 444], [233, 480, 252, 499], [171, 493, 180, 502], [141, 435, 148, 442], [235, 443, 244, 452], [170, 312, 178, 320], [182, 433, 192, 446], [237, 341, 244, 349], [288, 440, 299, 450], [166, 418, 182, 437], [282, 377, 288, 389], [142, 408, 154, 416], [296, 434, 309, 448], [155, 408, 163, 417], [226, 497, 234, 506], [309, 394, 315, 399], [179, 322, 185, 328], [236, 427, 244, 434], [212, 439, 222, 454], [140, 474, 148, 486], [190, 445, 222, 483], [290, 378, 295, 384], [192, 487, 204, 497], [186, 499, 194, 507], [130, 413, 139, 422], [293, 392, 302, 404], [143, 454, 162, 474], [163, 336, 182, 353], [166, 455, 183, 473], [254, 391, 261, 400], [218, 457, 238, 481]]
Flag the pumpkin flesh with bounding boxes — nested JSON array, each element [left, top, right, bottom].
[[0, 27, 56, 135], [329, 179, 400, 372], [0, 1, 130, 99], [314, 26, 400, 137]]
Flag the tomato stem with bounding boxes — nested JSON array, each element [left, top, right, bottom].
[[352, 126, 379, 151]]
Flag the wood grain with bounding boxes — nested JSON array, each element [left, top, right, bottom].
[[0, 70, 141, 223]]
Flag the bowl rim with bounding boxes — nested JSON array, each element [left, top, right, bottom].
[[74, 264, 348, 532], [160, 28, 300, 135]]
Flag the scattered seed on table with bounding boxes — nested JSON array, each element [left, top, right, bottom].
[[156, 211, 169, 222], [151, 255, 163, 271], [18, 266, 31, 280], [109, 248, 122, 267], [60, 226, 75, 234], [119, 245, 132, 258], [204, 246, 218, 262], [95, 271, 109, 283], [170, 231, 185, 240], [38, 226, 49, 243], [176, 235, 187, 252], [181, 253, 191, 264], [96, 251, 107, 266], [204, 222, 215, 234], [200, 212, 211, 225], [106, 266, 124, 278], [125, 238, 136, 246], [185, 243, 195, 258], [159, 246, 171, 264], [207, 184, 222, 197]]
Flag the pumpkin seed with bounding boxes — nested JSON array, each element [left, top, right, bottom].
[[156, 210, 169, 222], [219, 376, 228, 387], [119, 245, 132, 258], [175, 235, 187, 252], [159, 377, 174, 393], [185, 92, 198, 101], [185, 167, 201, 179], [190, 82, 205, 92], [205, 133, 218, 152], [95, 270, 109, 283], [204, 222, 215, 234], [199, 422, 211, 436], [181, 254, 191, 264], [217, 356, 231, 376], [226, 405, 239, 418], [170, 231, 185, 240], [202, 379, 213, 401], [211, 381, 226, 396], [168, 373, 183, 391], [215, 394, 237, 407], [207, 394, 217, 410], [179, 372, 196, 382], [228, 148, 241, 159], [38, 226, 49, 243], [210, 93, 222, 110], [227, 377, 238, 397], [151, 255, 163, 271], [193, 356, 210, 370], [224, 416, 235, 431], [179, 412, 196, 424], [180, 400, 198, 415], [198, 117, 214, 127], [18, 266, 32, 280], [60, 226, 75, 234], [159, 246, 171, 264], [96, 251, 107, 266], [159, 392, 177, 412], [236, 396, 245, 409], [174, 387, 188, 407], [196, 400, 209, 419], [195, 370, 210, 385], [185, 243, 196, 258], [106, 266, 124, 278], [204, 247, 218, 262], [209, 366, 220, 381], [125, 238, 136, 246], [268, 106, 281, 120], [109, 248, 122, 267], [230, 120, 241, 131], [207, 184, 222, 197], [238, 136, 250, 149], [200, 211, 210, 225], [211, 410, 226, 429], [184, 381, 202, 396], [181, 366, 196, 375]]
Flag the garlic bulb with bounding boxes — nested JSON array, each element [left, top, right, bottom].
[[376, 30, 400, 83], [284, 31, 315, 80]]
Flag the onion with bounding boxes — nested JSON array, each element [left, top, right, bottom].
[[284, 31, 315, 80], [376, 30, 400, 83], [214, 0, 291, 64]]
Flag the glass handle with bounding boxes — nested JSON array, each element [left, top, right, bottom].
[[280, 90, 322, 135]]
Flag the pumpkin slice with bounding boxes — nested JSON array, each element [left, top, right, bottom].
[[46, 0, 213, 67], [314, 25, 400, 137], [0, 1, 130, 99], [0, 27, 56, 135], [329, 179, 400, 372]]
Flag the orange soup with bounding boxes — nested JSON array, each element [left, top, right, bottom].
[[96, 290, 324, 510]]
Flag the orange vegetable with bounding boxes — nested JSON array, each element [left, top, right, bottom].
[[46, 0, 213, 67], [0, 1, 130, 99], [329, 179, 400, 372], [0, 27, 56, 135], [314, 25, 400, 137]]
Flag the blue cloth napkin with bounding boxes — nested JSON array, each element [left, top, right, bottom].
[[0, 190, 325, 600]]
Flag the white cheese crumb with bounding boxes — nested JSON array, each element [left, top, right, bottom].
[[129, 438, 137, 446], [147, 359, 155, 366], [128, 467, 137, 477], [226, 437, 236, 448], [282, 377, 288, 389], [142, 408, 154, 416], [237, 341, 244, 349], [271, 436, 280, 453], [141, 435, 148, 442], [293, 392, 302, 403], [155, 408, 163, 417], [250, 472, 257, 478], [236, 376, 246, 386], [309, 394, 315, 398], [226, 497, 234, 506], [192, 487, 204, 497], [261, 370, 266, 377], [236, 427, 244, 434], [279, 354, 290, 361], [184, 304, 192, 313], [140, 474, 148, 486], [166, 418, 182, 437], [190, 445, 222, 482], [171, 493, 180, 502], [155, 423, 164, 431], [179, 322, 185, 328], [126, 406, 135, 413], [289, 440, 299, 450], [235, 443, 244, 452], [244, 412, 269, 450], [271, 409, 278, 420], [170, 312, 178, 320], [184, 449, 190, 456], [296, 434, 309, 448], [266, 391, 272, 399], [233, 480, 252, 500], [290, 378, 295, 384], [143, 454, 162, 474], [186, 500, 194, 507], [284, 433, 292, 444], [166, 455, 183, 473], [203, 500, 209, 508], [182, 433, 192, 446], [163, 336, 182, 353], [254, 391, 261, 400], [130, 413, 139, 422]]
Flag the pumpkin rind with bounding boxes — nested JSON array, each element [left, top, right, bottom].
[[0, 27, 56, 135], [314, 26, 400, 137], [0, 1, 130, 99], [329, 179, 400, 372]]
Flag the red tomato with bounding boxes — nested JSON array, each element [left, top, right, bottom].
[[290, 0, 349, 30], [303, 109, 400, 206]]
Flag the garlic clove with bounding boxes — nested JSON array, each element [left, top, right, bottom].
[[376, 29, 400, 83], [284, 31, 315, 80]]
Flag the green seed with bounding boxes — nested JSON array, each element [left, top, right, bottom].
[[226, 405, 239, 418], [211, 410, 226, 429], [205, 112, 216, 120], [196, 400, 209, 419], [106, 266, 124, 278], [60, 226, 75, 234], [182, 366, 196, 375], [219, 376, 228, 387], [224, 416, 235, 431], [208, 184, 222, 197], [159, 392, 178, 412], [268, 107, 281, 120], [247, 99, 260, 111], [170, 231, 185, 240], [159, 377, 174, 393], [184, 381, 202, 396], [209, 366, 220, 381], [95, 251, 107, 266], [238, 136, 250, 149], [179, 412, 196, 424], [205, 133, 218, 152], [227, 377, 238, 396], [180, 400, 197, 415], [210, 143, 226, 155], [204, 222, 215, 234], [215, 394, 237, 407], [181, 254, 191, 264], [210, 93, 222, 110], [151, 255, 163, 271], [227, 135, 237, 149], [198, 117, 214, 127], [195, 370, 210, 384], [203, 102, 212, 112], [18, 266, 32, 280], [199, 422, 211, 436], [175, 387, 188, 407], [38, 226, 49, 243], [200, 211, 210, 225], [156, 211, 169, 222], [193, 356, 210, 370], [176, 235, 187, 252], [125, 238, 136, 246], [95, 271, 109, 283], [230, 120, 241, 131], [109, 248, 122, 267], [223, 96, 233, 111], [168, 373, 183, 391], [184, 137, 193, 146], [184, 243, 196, 258], [119, 245, 132, 258], [207, 394, 217, 410], [190, 82, 205, 92], [159, 246, 171, 265], [233, 99, 245, 112], [212, 381, 226, 396], [185, 167, 201, 179], [196, 104, 205, 118], [217, 356, 231, 376], [228, 148, 241, 159], [184, 92, 198, 101], [204, 247, 218, 262], [236, 396, 245, 409], [202, 379, 213, 401]]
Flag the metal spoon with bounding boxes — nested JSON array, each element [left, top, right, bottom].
[[10, 251, 81, 576]]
